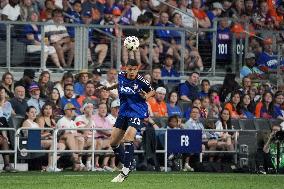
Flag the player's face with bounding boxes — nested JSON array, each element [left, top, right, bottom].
[[126, 65, 139, 80]]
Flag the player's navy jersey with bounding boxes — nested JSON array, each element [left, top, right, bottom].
[[118, 71, 153, 118]]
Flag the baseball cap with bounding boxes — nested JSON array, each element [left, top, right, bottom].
[[29, 82, 40, 92], [64, 103, 76, 111], [245, 52, 255, 59], [82, 103, 94, 110], [112, 7, 121, 16], [92, 68, 102, 76], [212, 2, 224, 11], [111, 99, 120, 108], [24, 69, 35, 79], [156, 87, 166, 94]]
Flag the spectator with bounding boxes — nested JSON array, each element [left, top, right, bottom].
[[131, 0, 149, 22], [24, 11, 64, 71], [166, 91, 182, 117], [14, 69, 35, 98], [198, 79, 210, 99], [44, 9, 74, 67], [0, 72, 14, 99], [200, 96, 210, 118], [274, 91, 284, 117], [106, 99, 120, 125], [219, 72, 240, 102], [61, 84, 81, 115], [74, 103, 96, 171], [65, 0, 82, 38], [74, 69, 92, 96], [0, 86, 14, 121], [239, 76, 252, 95], [255, 91, 284, 120], [93, 102, 114, 171], [47, 88, 63, 117], [184, 98, 202, 120], [1, 0, 20, 21], [243, 0, 255, 19], [20, 0, 37, 21], [38, 71, 54, 99], [224, 90, 242, 119], [151, 67, 166, 90], [77, 81, 98, 108], [56, 103, 84, 171], [208, 89, 222, 118], [256, 38, 284, 72], [179, 72, 200, 102], [240, 52, 264, 79], [237, 94, 255, 119], [36, 102, 65, 172], [98, 88, 111, 109], [222, 0, 234, 17], [148, 87, 168, 117], [161, 55, 180, 83], [39, 0, 55, 21], [91, 69, 103, 97], [81, 0, 103, 23], [206, 2, 224, 28], [101, 69, 118, 99], [54, 71, 74, 97], [191, 0, 211, 28], [174, 0, 195, 28], [253, 0, 274, 30], [9, 85, 28, 117], [27, 83, 45, 115], [231, 0, 245, 19], [215, 108, 235, 154], [183, 106, 206, 171]]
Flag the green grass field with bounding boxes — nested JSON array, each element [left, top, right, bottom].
[[0, 172, 284, 189]]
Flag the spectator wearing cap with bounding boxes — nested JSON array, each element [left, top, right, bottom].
[[256, 38, 284, 72], [1, 0, 20, 21], [61, 84, 81, 115], [161, 54, 180, 83], [74, 69, 92, 96], [65, 1, 82, 38], [240, 52, 263, 79], [148, 87, 168, 117], [77, 80, 99, 108], [15, 69, 36, 98], [44, 9, 74, 68], [74, 102, 96, 171], [27, 82, 45, 115], [179, 72, 200, 102], [206, 2, 224, 28], [106, 99, 120, 125], [9, 85, 28, 117], [56, 103, 84, 171]]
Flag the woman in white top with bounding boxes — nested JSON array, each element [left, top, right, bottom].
[[22, 106, 63, 172], [54, 72, 74, 97], [215, 108, 235, 152]]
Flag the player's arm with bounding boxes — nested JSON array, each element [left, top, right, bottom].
[[96, 83, 118, 91], [140, 89, 155, 100]]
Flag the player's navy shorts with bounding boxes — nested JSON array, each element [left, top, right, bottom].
[[114, 116, 142, 131]]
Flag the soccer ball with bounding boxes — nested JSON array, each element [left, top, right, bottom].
[[124, 36, 140, 51]]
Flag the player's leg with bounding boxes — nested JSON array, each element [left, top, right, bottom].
[[110, 127, 126, 165], [121, 126, 136, 174]]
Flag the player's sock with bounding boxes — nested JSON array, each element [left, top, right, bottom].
[[112, 144, 125, 165], [123, 141, 134, 175]]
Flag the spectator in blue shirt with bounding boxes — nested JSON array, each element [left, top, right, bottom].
[[161, 55, 180, 83], [74, 69, 92, 96], [65, 1, 82, 38], [166, 91, 182, 117], [179, 72, 200, 102], [240, 52, 264, 79], [61, 84, 81, 115], [256, 38, 284, 72], [198, 79, 210, 99], [206, 2, 224, 28]]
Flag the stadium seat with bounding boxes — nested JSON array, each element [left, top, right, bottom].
[[239, 119, 255, 130], [253, 119, 270, 131], [231, 119, 241, 130]]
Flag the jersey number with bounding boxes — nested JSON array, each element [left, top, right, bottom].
[[130, 118, 141, 125]]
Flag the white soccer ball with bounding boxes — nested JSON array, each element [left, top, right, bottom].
[[124, 36, 140, 51]]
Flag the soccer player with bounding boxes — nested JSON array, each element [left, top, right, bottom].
[[109, 59, 155, 182]]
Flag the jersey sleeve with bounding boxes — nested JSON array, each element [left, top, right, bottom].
[[138, 75, 153, 93]]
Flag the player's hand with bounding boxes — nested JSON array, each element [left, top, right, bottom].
[[139, 90, 147, 99]]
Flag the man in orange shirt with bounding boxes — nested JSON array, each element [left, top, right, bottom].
[[148, 87, 168, 117]]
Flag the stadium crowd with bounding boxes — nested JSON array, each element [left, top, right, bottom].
[[0, 0, 284, 174]]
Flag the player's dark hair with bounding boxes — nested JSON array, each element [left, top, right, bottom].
[[126, 59, 139, 67]]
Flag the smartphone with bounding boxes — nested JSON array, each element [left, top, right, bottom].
[[213, 96, 220, 104]]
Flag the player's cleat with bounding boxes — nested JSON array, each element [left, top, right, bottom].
[[111, 172, 128, 183], [183, 163, 194, 172]]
